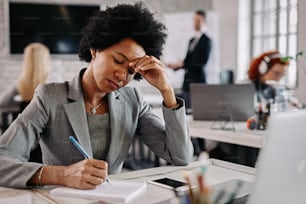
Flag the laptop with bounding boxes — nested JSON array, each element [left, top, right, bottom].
[[189, 84, 255, 121], [248, 110, 306, 203]]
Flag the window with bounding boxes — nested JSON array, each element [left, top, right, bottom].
[[238, 0, 298, 88]]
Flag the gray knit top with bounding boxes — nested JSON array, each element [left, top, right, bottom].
[[87, 113, 110, 160]]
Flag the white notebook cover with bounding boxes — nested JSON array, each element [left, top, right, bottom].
[[50, 180, 147, 203]]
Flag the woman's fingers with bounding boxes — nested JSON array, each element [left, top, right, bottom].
[[130, 55, 164, 71], [84, 173, 104, 186], [63, 159, 108, 189]]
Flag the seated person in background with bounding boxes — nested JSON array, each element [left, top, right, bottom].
[[0, 43, 51, 138], [0, 3, 193, 189], [209, 51, 303, 167], [247, 50, 303, 111], [0, 43, 51, 112]]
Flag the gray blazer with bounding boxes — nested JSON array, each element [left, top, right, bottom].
[[0, 69, 193, 188]]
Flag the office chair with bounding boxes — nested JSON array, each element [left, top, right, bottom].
[[124, 136, 160, 170], [1, 107, 19, 133]]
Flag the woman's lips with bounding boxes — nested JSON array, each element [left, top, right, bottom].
[[108, 80, 120, 90]]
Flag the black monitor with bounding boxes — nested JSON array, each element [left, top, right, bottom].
[[9, 3, 100, 54], [190, 83, 255, 121]]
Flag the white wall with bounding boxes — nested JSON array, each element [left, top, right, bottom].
[[211, 0, 239, 73]]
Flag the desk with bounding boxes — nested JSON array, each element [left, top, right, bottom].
[[0, 159, 255, 204], [188, 117, 266, 167], [188, 118, 266, 148], [151, 108, 266, 148]]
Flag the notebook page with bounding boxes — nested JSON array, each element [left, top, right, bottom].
[[50, 180, 146, 203]]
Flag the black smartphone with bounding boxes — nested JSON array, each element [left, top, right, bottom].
[[148, 178, 192, 193]]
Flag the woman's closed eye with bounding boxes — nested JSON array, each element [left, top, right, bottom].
[[113, 57, 124, 64], [113, 57, 135, 75]]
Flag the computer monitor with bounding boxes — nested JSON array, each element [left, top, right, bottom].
[[190, 84, 255, 121]]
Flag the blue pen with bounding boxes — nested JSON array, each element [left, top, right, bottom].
[[69, 136, 91, 159], [69, 136, 110, 184]]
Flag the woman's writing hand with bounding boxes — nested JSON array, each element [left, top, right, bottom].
[[62, 159, 108, 189]]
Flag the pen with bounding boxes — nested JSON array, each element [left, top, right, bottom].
[[69, 136, 91, 159], [69, 135, 110, 184]]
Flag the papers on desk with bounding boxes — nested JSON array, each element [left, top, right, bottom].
[[50, 180, 147, 203], [0, 193, 32, 204]]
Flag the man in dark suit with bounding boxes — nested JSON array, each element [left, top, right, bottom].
[[168, 10, 211, 155], [168, 10, 212, 110]]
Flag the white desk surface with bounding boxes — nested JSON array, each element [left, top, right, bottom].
[[188, 117, 266, 148], [0, 159, 255, 204], [152, 108, 266, 148]]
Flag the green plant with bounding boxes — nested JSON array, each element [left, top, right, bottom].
[[281, 51, 306, 76]]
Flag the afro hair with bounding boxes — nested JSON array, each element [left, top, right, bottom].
[[79, 3, 167, 80]]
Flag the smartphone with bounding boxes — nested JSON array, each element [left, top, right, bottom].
[[148, 178, 192, 193]]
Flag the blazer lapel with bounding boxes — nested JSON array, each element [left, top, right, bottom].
[[62, 69, 128, 168], [62, 68, 92, 158], [63, 100, 92, 158], [106, 91, 127, 169]]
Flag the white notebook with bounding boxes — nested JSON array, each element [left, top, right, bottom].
[[50, 180, 147, 203]]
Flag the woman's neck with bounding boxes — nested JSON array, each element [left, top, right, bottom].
[[82, 67, 106, 105]]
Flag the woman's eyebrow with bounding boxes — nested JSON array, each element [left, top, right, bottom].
[[114, 52, 130, 61]]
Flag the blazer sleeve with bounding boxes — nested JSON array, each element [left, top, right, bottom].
[[134, 89, 194, 165], [0, 84, 49, 188]]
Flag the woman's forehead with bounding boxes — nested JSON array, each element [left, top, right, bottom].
[[111, 39, 145, 59]]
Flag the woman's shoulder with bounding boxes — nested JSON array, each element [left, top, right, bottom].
[[35, 81, 68, 97], [38, 81, 66, 90], [115, 86, 143, 103], [116, 86, 138, 98]]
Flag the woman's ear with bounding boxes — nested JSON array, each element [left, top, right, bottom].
[[90, 49, 96, 59]]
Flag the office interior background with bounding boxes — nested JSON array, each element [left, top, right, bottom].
[[0, 0, 305, 103]]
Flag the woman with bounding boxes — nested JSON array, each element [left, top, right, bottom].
[[246, 50, 304, 131], [0, 3, 193, 189], [248, 50, 289, 103], [248, 50, 302, 110], [0, 43, 51, 111], [0, 43, 51, 154]]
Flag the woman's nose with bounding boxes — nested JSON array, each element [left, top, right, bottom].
[[115, 69, 127, 83]]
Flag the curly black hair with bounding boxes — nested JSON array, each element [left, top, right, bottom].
[[79, 2, 167, 80]]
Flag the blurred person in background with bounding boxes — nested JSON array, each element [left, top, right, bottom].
[[0, 42, 51, 162], [167, 10, 212, 111], [167, 10, 212, 155], [209, 50, 303, 167], [247, 50, 303, 111], [0, 42, 51, 111]]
